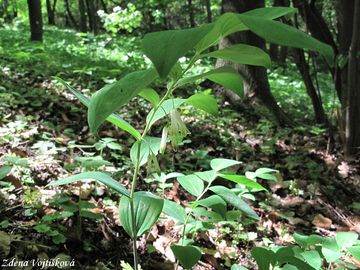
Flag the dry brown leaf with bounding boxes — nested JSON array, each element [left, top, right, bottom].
[[312, 214, 332, 229]]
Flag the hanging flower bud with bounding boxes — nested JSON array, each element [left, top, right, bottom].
[[160, 126, 168, 154], [168, 109, 190, 147]]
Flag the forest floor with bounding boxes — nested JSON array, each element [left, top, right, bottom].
[[0, 24, 360, 270]]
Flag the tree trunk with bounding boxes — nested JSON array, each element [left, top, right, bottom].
[[344, 0, 360, 156], [188, 0, 195, 27], [217, 0, 291, 126], [27, 0, 43, 41], [292, 0, 341, 101], [270, 0, 290, 66], [46, 0, 57, 25], [100, 0, 107, 13], [86, 0, 98, 34], [204, 0, 212, 23], [79, 0, 87, 32], [1, 0, 8, 20], [293, 48, 328, 125], [64, 0, 78, 28]]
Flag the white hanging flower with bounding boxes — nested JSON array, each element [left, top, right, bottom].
[[168, 109, 190, 147]]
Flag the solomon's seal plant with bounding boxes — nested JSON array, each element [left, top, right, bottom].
[[48, 7, 334, 269]]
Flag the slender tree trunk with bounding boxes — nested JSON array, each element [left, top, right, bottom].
[[78, 0, 87, 32], [27, 0, 43, 41], [100, 0, 107, 13], [204, 0, 212, 23], [217, 0, 291, 126], [344, 0, 360, 156], [188, 0, 195, 27], [64, 0, 78, 28], [293, 48, 328, 124], [46, 0, 57, 25], [270, 0, 290, 66], [1, 0, 8, 20], [86, 0, 98, 34], [292, 0, 341, 100]]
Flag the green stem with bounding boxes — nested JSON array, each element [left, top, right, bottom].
[[175, 181, 212, 270], [128, 55, 199, 269], [180, 180, 212, 245], [129, 141, 141, 270]]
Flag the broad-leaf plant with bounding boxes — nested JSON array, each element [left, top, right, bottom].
[[48, 7, 334, 269]]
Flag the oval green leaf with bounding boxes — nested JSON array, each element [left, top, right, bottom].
[[186, 93, 218, 116], [210, 158, 242, 171], [119, 191, 164, 238], [171, 245, 201, 269], [53, 77, 141, 140], [238, 14, 334, 65], [209, 185, 259, 220], [177, 175, 204, 197], [204, 44, 271, 68], [88, 69, 158, 133], [220, 174, 267, 191], [142, 24, 213, 78], [47, 172, 130, 197]]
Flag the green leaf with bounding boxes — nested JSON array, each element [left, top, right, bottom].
[[0, 166, 12, 180], [88, 69, 158, 132], [119, 191, 164, 238], [335, 232, 358, 250], [348, 246, 360, 261], [178, 66, 244, 97], [220, 174, 266, 191], [293, 232, 309, 248], [146, 98, 186, 127], [276, 247, 315, 270], [138, 88, 160, 107], [321, 247, 343, 263], [186, 93, 218, 116], [130, 137, 161, 166], [209, 186, 259, 220], [231, 265, 248, 270], [177, 175, 204, 197], [53, 77, 141, 140], [244, 7, 297, 18], [194, 170, 217, 182], [210, 158, 241, 171], [142, 24, 213, 78], [47, 172, 130, 198], [195, 195, 227, 218], [204, 44, 271, 68], [255, 168, 278, 175], [301, 251, 322, 270], [193, 207, 222, 222], [80, 210, 102, 220], [251, 247, 275, 270], [171, 245, 201, 269], [163, 199, 187, 223], [195, 7, 298, 52], [238, 14, 334, 65]]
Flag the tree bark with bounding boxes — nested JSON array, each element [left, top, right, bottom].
[[204, 0, 212, 23], [344, 0, 360, 156], [64, 0, 78, 28], [293, 48, 328, 125], [100, 0, 107, 13], [78, 0, 87, 32], [86, 0, 98, 34], [188, 0, 195, 27], [27, 0, 43, 41], [217, 0, 291, 126], [46, 0, 57, 25], [292, 0, 342, 100], [269, 0, 290, 66]]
